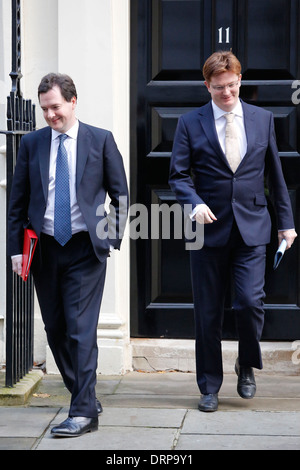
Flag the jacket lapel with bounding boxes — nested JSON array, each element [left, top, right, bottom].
[[38, 127, 51, 201], [198, 102, 230, 168], [240, 100, 256, 166], [76, 121, 91, 190]]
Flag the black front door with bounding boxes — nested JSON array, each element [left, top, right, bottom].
[[130, 0, 300, 340]]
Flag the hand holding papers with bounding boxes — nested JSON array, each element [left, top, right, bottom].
[[22, 229, 38, 281], [273, 239, 287, 270]]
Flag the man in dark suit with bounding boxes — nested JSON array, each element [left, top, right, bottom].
[[169, 51, 297, 412], [8, 73, 128, 435]]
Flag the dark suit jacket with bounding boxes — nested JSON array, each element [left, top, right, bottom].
[[8, 121, 129, 261], [169, 100, 294, 247]]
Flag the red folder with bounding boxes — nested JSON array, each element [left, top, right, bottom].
[[21, 228, 38, 281]]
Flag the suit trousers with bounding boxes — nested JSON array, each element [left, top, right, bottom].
[[32, 232, 106, 418], [190, 220, 266, 395]]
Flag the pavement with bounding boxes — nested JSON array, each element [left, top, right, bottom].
[[0, 369, 300, 452]]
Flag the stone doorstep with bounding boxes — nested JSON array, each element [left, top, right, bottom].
[[45, 339, 300, 376], [131, 339, 300, 376], [0, 369, 44, 406]]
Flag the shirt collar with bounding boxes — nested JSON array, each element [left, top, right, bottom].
[[211, 100, 243, 120], [51, 119, 79, 141]]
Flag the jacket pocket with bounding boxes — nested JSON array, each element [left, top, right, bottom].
[[254, 194, 267, 206]]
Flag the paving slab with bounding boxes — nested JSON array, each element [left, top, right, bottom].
[[181, 410, 300, 435], [100, 393, 200, 409], [177, 409, 300, 450], [35, 426, 179, 451], [0, 407, 59, 438], [114, 371, 198, 396], [0, 438, 37, 451], [50, 406, 187, 428], [176, 434, 300, 450]]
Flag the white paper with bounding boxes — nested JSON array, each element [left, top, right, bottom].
[[273, 239, 287, 270]]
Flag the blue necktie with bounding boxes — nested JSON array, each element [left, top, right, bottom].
[[54, 134, 72, 246]]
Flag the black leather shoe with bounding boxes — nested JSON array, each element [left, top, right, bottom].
[[235, 358, 256, 399], [51, 416, 98, 437], [198, 393, 218, 412], [96, 399, 103, 415]]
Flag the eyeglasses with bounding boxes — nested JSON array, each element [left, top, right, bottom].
[[210, 81, 240, 92]]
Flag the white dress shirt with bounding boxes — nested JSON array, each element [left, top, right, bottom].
[[42, 120, 88, 235], [212, 99, 247, 159], [190, 99, 247, 220]]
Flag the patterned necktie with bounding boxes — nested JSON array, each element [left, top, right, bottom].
[[54, 134, 72, 246], [224, 112, 241, 173]]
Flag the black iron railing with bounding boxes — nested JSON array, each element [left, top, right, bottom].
[[0, 0, 36, 387]]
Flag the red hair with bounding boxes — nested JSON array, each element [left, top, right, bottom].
[[203, 51, 241, 82]]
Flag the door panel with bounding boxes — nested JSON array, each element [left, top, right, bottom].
[[130, 0, 300, 339], [152, 0, 209, 80], [237, 0, 299, 80]]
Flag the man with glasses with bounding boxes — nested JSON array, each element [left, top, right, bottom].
[[169, 51, 297, 412]]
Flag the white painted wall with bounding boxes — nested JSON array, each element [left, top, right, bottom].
[[0, 0, 14, 365]]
